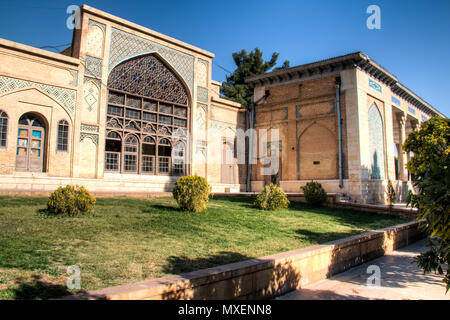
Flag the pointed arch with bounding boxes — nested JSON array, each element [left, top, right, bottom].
[[297, 122, 338, 180], [107, 53, 190, 105], [368, 103, 385, 180]]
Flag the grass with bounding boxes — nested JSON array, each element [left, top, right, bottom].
[[0, 194, 409, 299]]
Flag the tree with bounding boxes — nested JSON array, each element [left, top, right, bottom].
[[220, 48, 288, 106], [403, 116, 449, 292]]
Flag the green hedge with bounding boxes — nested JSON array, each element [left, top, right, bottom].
[[254, 183, 290, 211], [47, 185, 96, 216], [301, 181, 328, 206], [172, 175, 212, 212]]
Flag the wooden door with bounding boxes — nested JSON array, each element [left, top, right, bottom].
[[221, 139, 235, 184], [16, 115, 45, 172]]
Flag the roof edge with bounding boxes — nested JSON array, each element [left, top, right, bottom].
[[81, 4, 215, 59]]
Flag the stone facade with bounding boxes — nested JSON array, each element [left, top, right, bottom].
[[246, 52, 445, 204], [0, 5, 244, 194], [0, 8, 445, 203]]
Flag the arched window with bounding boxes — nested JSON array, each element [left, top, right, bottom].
[[105, 54, 189, 175], [0, 110, 8, 147], [57, 120, 69, 151], [123, 135, 139, 173]]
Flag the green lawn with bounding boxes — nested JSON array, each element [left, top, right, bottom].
[[0, 195, 408, 299]]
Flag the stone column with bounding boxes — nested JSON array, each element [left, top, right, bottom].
[[397, 113, 408, 181]]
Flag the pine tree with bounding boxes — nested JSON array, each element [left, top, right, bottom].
[[220, 48, 288, 106]]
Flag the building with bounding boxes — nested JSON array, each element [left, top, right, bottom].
[[0, 5, 246, 195], [245, 52, 445, 203], [0, 5, 445, 203]]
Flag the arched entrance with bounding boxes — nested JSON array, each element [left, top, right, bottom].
[[105, 53, 190, 176], [16, 113, 46, 172]]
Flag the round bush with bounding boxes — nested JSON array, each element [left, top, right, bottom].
[[172, 175, 212, 212], [301, 181, 328, 206], [254, 183, 290, 211], [47, 185, 96, 216]]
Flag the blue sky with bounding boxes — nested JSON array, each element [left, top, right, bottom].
[[0, 0, 449, 116]]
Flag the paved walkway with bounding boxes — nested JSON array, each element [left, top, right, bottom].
[[278, 238, 449, 300]]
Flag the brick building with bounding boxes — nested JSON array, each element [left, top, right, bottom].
[[0, 5, 445, 203], [245, 52, 445, 203], [0, 5, 245, 195]]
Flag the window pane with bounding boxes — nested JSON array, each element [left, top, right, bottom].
[[158, 157, 169, 173], [108, 105, 123, 116], [0, 117, 7, 147], [105, 152, 120, 171], [108, 92, 124, 104], [142, 155, 154, 173], [159, 103, 172, 114], [126, 108, 141, 119], [126, 95, 141, 108], [124, 154, 137, 172], [143, 112, 156, 122], [174, 118, 186, 127], [174, 106, 187, 117], [158, 115, 171, 124], [143, 100, 157, 112]]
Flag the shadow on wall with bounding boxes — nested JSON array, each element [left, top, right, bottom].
[[160, 252, 303, 300], [158, 224, 422, 300], [162, 252, 253, 275]]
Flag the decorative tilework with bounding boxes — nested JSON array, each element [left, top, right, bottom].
[[210, 120, 236, 131], [69, 69, 78, 86], [391, 96, 400, 106], [84, 76, 101, 88], [81, 124, 99, 132], [108, 54, 189, 105], [196, 103, 207, 140], [86, 22, 105, 57], [408, 106, 416, 115], [369, 79, 382, 93], [0, 75, 76, 114], [197, 86, 208, 103], [83, 80, 99, 112], [80, 132, 99, 144], [85, 55, 103, 78], [197, 59, 208, 87], [109, 28, 194, 92], [88, 19, 106, 32], [296, 105, 302, 118], [368, 103, 385, 180]]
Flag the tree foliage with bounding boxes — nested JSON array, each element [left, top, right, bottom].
[[403, 116, 449, 292], [220, 48, 288, 106]]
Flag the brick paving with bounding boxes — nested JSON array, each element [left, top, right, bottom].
[[278, 238, 449, 300]]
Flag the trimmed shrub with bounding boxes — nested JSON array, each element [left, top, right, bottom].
[[301, 181, 328, 206], [47, 185, 96, 216], [172, 175, 212, 212], [254, 183, 290, 211]]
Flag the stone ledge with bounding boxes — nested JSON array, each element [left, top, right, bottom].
[[61, 221, 425, 300]]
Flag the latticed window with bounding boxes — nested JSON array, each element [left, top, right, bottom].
[[57, 120, 69, 151], [0, 110, 7, 147], [105, 53, 189, 175]]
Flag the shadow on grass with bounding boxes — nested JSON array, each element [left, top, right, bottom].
[[162, 251, 254, 274], [11, 275, 84, 300], [295, 228, 362, 243]]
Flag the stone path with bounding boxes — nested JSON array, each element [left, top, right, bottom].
[[278, 238, 449, 300]]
